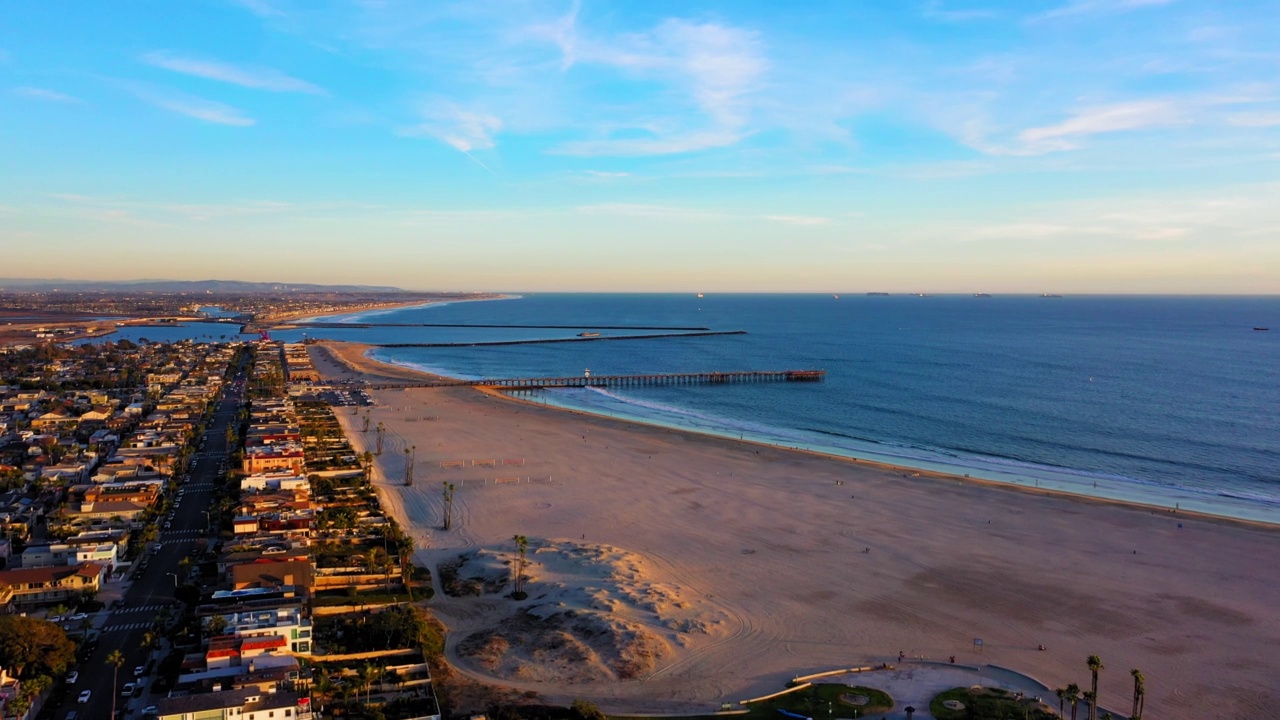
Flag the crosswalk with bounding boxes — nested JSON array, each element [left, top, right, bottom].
[[102, 621, 152, 633], [113, 604, 171, 615], [161, 529, 205, 539]]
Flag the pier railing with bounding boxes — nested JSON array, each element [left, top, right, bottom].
[[364, 370, 825, 391]]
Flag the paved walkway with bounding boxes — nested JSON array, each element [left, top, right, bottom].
[[816, 662, 1053, 720]]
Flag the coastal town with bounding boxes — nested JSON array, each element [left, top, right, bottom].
[[0, 291, 1275, 720], [0, 314, 448, 720]]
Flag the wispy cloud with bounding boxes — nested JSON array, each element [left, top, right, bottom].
[[1015, 100, 1185, 153], [125, 85, 255, 126], [401, 103, 502, 153], [575, 203, 725, 221], [141, 51, 325, 95], [1228, 112, 1280, 128], [536, 10, 767, 156], [921, 1, 996, 22], [232, 0, 283, 17], [13, 86, 84, 104], [764, 215, 831, 227], [1030, 0, 1175, 22], [48, 193, 292, 221], [553, 131, 742, 157]]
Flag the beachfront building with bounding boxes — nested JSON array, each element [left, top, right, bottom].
[[155, 688, 311, 720], [204, 605, 314, 655]]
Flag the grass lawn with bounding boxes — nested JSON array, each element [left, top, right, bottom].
[[611, 682, 893, 720], [930, 687, 1057, 720]]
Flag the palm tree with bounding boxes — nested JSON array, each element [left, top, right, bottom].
[[1055, 687, 1067, 718], [1130, 668, 1145, 720], [375, 422, 385, 455], [1066, 684, 1081, 720], [312, 673, 335, 715], [512, 534, 529, 598], [441, 481, 455, 530], [360, 663, 380, 703], [106, 649, 125, 720], [1087, 655, 1104, 720], [399, 535, 416, 601], [1083, 691, 1097, 720]]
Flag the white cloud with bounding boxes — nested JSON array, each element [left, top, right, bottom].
[[233, 0, 283, 17], [764, 215, 830, 227], [125, 86, 255, 126], [1031, 0, 1175, 22], [1013, 101, 1184, 154], [921, 1, 996, 22], [401, 104, 502, 153], [142, 51, 325, 95], [536, 10, 766, 156], [13, 86, 83, 104], [1228, 112, 1280, 127], [575, 203, 724, 221], [583, 170, 631, 179], [553, 131, 742, 157]]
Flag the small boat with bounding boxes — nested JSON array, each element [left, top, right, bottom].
[[1255, 327, 1270, 332], [697, 293, 704, 298], [1041, 293, 1063, 298], [973, 293, 992, 298], [578, 332, 601, 338], [833, 294, 840, 299]]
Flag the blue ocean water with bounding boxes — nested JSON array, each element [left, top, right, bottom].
[[97, 294, 1280, 522]]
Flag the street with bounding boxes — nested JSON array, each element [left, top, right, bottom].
[[51, 367, 246, 720]]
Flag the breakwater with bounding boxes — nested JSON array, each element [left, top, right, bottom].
[[375, 330, 746, 348]]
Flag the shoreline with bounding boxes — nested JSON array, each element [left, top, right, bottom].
[[309, 339, 1280, 718], [326, 340, 1276, 531], [281, 293, 518, 325]]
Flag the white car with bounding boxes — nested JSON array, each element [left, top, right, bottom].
[[141, 706, 158, 716], [77, 690, 91, 704], [66, 670, 79, 684], [134, 665, 145, 676], [69, 613, 88, 621], [121, 682, 135, 696]]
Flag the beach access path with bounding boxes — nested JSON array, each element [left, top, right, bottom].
[[309, 340, 1280, 720]]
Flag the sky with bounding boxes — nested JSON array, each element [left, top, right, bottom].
[[2, 0, 1278, 293]]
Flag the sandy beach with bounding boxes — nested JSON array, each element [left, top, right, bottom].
[[311, 340, 1280, 719]]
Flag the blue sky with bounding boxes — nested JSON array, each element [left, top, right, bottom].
[[2, 0, 1278, 292]]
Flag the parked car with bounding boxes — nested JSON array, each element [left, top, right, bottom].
[[133, 665, 145, 676], [69, 613, 88, 621], [77, 690, 92, 704], [121, 682, 135, 696], [141, 706, 158, 717], [66, 670, 79, 684]]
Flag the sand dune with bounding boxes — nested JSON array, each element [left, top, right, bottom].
[[311, 341, 1280, 719]]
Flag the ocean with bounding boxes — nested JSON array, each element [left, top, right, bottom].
[[97, 294, 1280, 523]]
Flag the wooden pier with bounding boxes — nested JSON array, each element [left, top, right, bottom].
[[365, 369, 825, 391]]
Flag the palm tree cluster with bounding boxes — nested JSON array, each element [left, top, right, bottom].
[[1053, 657, 1144, 720]]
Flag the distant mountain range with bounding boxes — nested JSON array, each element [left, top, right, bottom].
[[0, 278, 405, 293]]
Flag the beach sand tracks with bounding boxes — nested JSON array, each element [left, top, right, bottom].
[[899, 565, 1154, 638], [1156, 593, 1256, 627]]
